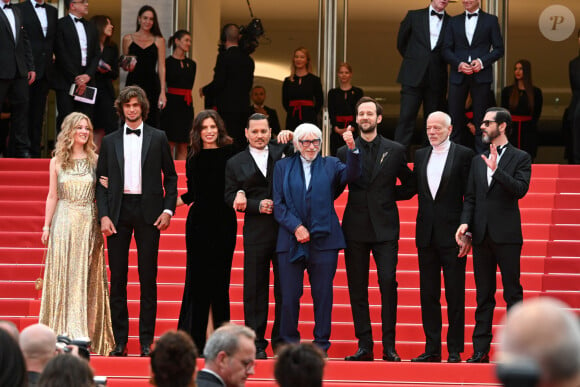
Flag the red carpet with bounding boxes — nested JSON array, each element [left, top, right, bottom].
[[1, 159, 579, 386]]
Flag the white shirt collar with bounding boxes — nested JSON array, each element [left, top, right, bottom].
[[432, 137, 451, 154]]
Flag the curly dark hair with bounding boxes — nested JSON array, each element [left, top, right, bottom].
[[151, 330, 198, 387]]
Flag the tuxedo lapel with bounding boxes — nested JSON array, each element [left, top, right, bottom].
[[420, 148, 434, 201], [0, 9, 14, 44], [113, 130, 124, 180], [435, 142, 456, 200], [472, 11, 483, 46], [435, 12, 450, 48], [141, 125, 152, 168], [370, 139, 390, 183], [421, 8, 430, 46], [488, 145, 514, 191]]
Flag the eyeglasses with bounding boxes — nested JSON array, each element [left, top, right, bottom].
[[481, 120, 497, 127], [298, 138, 321, 147]]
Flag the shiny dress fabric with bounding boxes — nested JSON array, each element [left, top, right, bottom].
[[39, 159, 114, 355]]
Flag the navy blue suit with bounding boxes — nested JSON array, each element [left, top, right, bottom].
[[273, 150, 361, 351]]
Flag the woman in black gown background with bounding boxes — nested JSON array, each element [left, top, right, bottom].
[[282, 47, 323, 131], [161, 30, 196, 160], [122, 5, 166, 128], [177, 110, 237, 353], [327, 62, 363, 155]]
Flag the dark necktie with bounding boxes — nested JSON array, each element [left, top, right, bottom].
[[467, 12, 478, 19], [126, 128, 141, 136], [431, 10, 443, 20], [3, 3, 12, 9], [497, 145, 505, 156], [74, 17, 83, 23], [35, 2, 46, 8]]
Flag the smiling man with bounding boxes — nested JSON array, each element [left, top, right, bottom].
[[224, 113, 293, 358]]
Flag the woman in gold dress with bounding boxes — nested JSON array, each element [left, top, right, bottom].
[[39, 112, 114, 355]]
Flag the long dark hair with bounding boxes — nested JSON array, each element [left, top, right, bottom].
[[136, 5, 163, 37], [509, 59, 535, 112], [0, 329, 27, 387], [90, 15, 112, 45], [188, 110, 233, 157]]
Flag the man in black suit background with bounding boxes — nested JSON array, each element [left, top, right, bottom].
[[568, 29, 580, 164], [411, 111, 474, 364], [0, 0, 35, 158], [202, 23, 254, 151], [442, 0, 504, 153], [16, 0, 56, 157], [53, 0, 99, 133], [338, 97, 415, 362], [249, 85, 281, 135], [456, 107, 531, 363], [96, 86, 178, 357], [224, 113, 293, 359], [394, 0, 450, 149]]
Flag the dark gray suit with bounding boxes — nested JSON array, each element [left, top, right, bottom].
[[196, 370, 225, 387]]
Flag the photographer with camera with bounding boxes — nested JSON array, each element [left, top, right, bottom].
[[201, 23, 255, 151]]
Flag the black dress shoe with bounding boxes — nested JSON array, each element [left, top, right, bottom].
[[383, 349, 401, 362], [466, 352, 489, 363], [411, 352, 441, 362], [256, 349, 267, 360], [345, 348, 374, 361], [109, 343, 127, 357], [140, 344, 151, 357], [448, 352, 461, 363]]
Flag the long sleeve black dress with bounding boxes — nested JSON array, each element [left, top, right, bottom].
[[282, 73, 323, 131]]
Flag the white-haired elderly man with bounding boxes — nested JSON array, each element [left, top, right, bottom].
[[273, 123, 361, 355]]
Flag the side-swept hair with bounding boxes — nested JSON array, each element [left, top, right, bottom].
[[115, 86, 149, 123]]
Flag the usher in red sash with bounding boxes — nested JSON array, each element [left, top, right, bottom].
[[167, 88, 192, 106], [335, 115, 354, 129], [289, 99, 315, 120], [511, 115, 532, 148]]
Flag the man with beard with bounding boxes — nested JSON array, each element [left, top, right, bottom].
[[455, 107, 531, 363], [338, 96, 415, 362]]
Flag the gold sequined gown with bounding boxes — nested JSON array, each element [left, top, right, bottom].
[[39, 159, 115, 355]]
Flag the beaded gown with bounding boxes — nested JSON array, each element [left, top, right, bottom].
[[39, 159, 114, 355]]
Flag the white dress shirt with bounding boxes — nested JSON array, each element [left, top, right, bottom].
[[300, 156, 312, 189], [123, 123, 143, 194], [70, 13, 87, 66], [249, 145, 268, 177], [487, 143, 508, 186], [427, 137, 450, 198], [464, 9, 479, 47], [1, 4, 17, 41], [32, 0, 48, 37], [429, 5, 444, 50]]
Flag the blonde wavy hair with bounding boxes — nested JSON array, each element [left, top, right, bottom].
[[53, 112, 97, 170]]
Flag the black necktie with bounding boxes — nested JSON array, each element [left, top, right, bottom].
[[431, 10, 443, 20], [74, 17, 83, 23], [35, 2, 46, 8], [497, 145, 505, 156], [126, 128, 141, 136], [467, 12, 478, 19], [3, 3, 12, 9]]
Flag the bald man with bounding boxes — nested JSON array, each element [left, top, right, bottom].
[[497, 298, 580, 387], [19, 323, 58, 386]]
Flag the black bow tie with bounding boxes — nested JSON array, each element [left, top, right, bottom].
[[35, 2, 45, 8], [467, 12, 478, 19], [126, 128, 141, 136], [3, 3, 12, 9], [431, 10, 443, 20], [74, 17, 83, 23]]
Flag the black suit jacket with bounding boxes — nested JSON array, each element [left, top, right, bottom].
[[0, 5, 34, 79], [202, 46, 254, 113], [442, 10, 504, 85], [224, 141, 292, 245], [16, 1, 57, 80], [414, 142, 474, 248], [196, 370, 225, 387], [53, 14, 100, 90], [460, 143, 531, 244], [338, 136, 415, 242], [95, 124, 178, 226], [397, 7, 449, 89], [569, 56, 580, 112]]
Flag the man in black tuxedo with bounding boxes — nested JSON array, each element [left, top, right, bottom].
[[202, 23, 254, 150], [442, 0, 504, 153], [394, 0, 450, 149], [248, 86, 281, 135], [411, 111, 474, 363], [338, 97, 415, 362], [0, 0, 35, 158], [53, 0, 99, 133], [16, 0, 56, 157], [224, 113, 293, 359], [456, 107, 531, 363], [96, 86, 177, 357]]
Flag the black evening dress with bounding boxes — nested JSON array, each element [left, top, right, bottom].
[[327, 86, 364, 155], [94, 43, 119, 134], [282, 73, 323, 131], [160, 56, 196, 143], [177, 145, 238, 353], [501, 86, 543, 159]]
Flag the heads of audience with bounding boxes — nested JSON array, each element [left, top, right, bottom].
[[115, 85, 150, 124], [19, 324, 58, 375], [246, 113, 271, 150], [274, 343, 325, 387], [37, 354, 94, 387], [136, 5, 162, 37], [336, 62, 353, 87], [150, 330, 198, 387], [189, 110, 233, 155], [293, 123, 322, 162], [291, 47, 312, 78], [90, 15, 114, 45], [202, 323, 256, 387], [65, 0, 88, 17], [356, 96, 383, 136], [0, 319, 20, 341], [426, 111, 453, 147], [54, 112, 97, 168], [0, 328, 27, 387], [497, 297, 580, 387], [250, 85, 267, 107], [169, 30, 191, 53], [481, 107, 512, 144]]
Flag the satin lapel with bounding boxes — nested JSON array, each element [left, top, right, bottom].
[[141, 125, 152, 169], [459, 13, 470, 46], [113, 130, 124, 180], [0, 9, 14, 44], [435, 142, 456, 201], [421, 8, 430, 46], [13, 7, 22, 43], [371, 139, 390, 183], [66, 17, 81, 57], [472, 11, 483, 45], [435, 12, 450, 47], [420, 148, 434, 201]]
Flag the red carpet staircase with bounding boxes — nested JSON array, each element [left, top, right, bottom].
[[1, 159, 578, 386]]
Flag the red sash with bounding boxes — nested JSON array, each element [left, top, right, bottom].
[[167, 87, 193, 106], [289, 99, 315, 120], [335, 115, 354, 129], [511, 115, 532, 148]]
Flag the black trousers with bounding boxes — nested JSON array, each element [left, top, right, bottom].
[[472, 234, 523, 353], [106, 195, 160, 346], [417, 244, 466, 354], [55, 89, 94, 134], [0, 77, 29, 156], [27, 77, 50, 157], [344, 240, 398, 352], [243, 240, 282, 351]]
